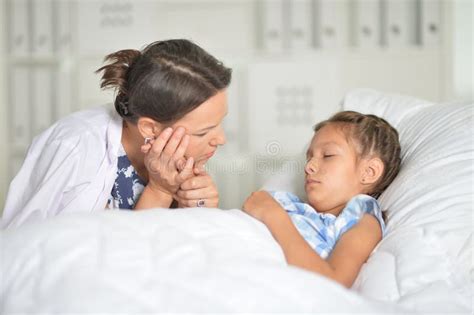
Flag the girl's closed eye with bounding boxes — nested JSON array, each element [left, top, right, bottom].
[[193, 132, 208, 137], [323, 154, 335, 158]]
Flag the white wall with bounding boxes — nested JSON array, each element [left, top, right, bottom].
[[453, 0, 473, 101], [0, 0, 7, 214]]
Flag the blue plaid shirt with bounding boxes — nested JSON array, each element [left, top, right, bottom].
[[269, 191, 385, 259]]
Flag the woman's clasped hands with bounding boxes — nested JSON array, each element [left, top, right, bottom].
[[141, 127, 219, 208]]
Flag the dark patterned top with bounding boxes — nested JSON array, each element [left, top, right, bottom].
[[107, 145, 146, 210]]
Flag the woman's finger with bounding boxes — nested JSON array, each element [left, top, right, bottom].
[[162, 127, 186, 158], [175, 157, 187, 171], [179, 198, 201, 208], [193, 159, 207, 175], [180, 174, 212, 191], [150, 128, 173, 155], [176, 157, 194, 184], [174, 196, 218, 208], [172, 134, 189, 162], [141, 142, 152, 153], [176, 186, 217, 200]]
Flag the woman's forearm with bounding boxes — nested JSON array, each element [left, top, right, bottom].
[[134, 185, 174, 210], [263, 210, 336, 279]]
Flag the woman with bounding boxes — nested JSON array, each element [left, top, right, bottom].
[[2, 39, 232, 229]]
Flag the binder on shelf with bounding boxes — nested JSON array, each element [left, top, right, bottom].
[[53, 0, 73, 54], [11, 66, 31, 151], [260, 0, 285, 53], [353, 0, 381, 48], [32, 67, 53, 137], [31, 0, 54, 56], [317, 0, 349, 49], [420, 0, 441, 47], [383, 0, 417, 47], [8, 0, 30, 56], [289, 0, 313, 50]]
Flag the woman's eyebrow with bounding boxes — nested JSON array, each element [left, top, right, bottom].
[[195, 124, 217, 133], [194, 111, 228, 133]]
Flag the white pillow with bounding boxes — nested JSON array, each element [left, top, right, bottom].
[[262, 89, 473, 312], [341, 88, 434, 128], [351, 95, 473, 312]]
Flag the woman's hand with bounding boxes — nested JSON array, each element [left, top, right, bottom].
[[242, 191, 285, 223], [141, 127, 195, 197], [173, 168, 219, 208]]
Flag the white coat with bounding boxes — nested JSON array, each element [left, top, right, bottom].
[[2, 105, 123, 229]]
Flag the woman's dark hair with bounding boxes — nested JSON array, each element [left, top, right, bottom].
[[314, 111, 401, 199], [95, 39, 232, 123]]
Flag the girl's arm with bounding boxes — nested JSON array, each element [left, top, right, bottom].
[[243, 191, 382, 288]]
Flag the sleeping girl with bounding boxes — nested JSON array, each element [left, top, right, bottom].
[[242, 111, 401, 288]]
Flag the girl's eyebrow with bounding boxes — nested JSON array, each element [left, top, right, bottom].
[[308, 142, 340, 151], [318, 141, 340, 147], [306, 142, 342, 157]]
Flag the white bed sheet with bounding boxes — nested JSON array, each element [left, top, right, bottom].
[[1, 208, 407, 313]]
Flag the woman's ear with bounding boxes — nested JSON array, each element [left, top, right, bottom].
[[137, 117, 163, 139], [360, 157, 384, 186]]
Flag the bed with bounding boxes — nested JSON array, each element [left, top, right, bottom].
[[1, 89, 472, 313]]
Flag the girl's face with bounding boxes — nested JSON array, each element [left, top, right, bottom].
[[304, 124, 366, 216], [172, 90, 228, 166]]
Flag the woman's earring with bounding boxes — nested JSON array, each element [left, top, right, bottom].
[[144, 137, 153, 145]]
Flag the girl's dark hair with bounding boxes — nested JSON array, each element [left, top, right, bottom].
[[95, 39, 232, 123], [314, 111, 401, 199]]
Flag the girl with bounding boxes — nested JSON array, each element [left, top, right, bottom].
[[243, 111, 401, 288], [3, 39, 232, 228]]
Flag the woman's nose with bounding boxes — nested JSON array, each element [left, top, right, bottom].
[[211, 126, 226, 146]]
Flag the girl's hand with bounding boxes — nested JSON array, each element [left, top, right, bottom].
[[242, 191, 285, 223], [142, 127, 195, 196], [173, 168, 219, 208]]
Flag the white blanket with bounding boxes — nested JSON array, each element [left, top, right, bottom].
[[1, 208, 406, 313]]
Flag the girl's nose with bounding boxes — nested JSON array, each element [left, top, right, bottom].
[[305, 159, 317, 174]]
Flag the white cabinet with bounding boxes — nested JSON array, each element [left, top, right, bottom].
[[247, 60, 342, 155], [77, 0, 157, 55], [1, 0, 451, 211]]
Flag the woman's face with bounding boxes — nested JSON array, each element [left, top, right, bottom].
[[171, 89, 228, 166]]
